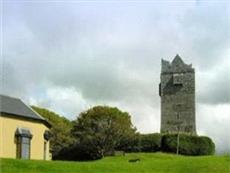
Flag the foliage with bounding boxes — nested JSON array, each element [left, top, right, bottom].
[[117, 133, 162, 153], [55, 141, 104, 161], [71, 105, 137, 160], [31, 106, 75, 158], [161, 133, 215, 155], [140, 133, 162, 152], [2, 153, 230, 173], [116, 132, 140, 152], [31, 105, 215, 160]]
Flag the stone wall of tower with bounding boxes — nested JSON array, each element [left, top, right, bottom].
[[160, 55, 196, 134]]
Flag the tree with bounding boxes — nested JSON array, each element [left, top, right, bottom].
[[72, 105, 137, 159], [31, 106, 75, 159]]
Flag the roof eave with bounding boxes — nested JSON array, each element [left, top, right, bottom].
[[0, 112, 52, 128]]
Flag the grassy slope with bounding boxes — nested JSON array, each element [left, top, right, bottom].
[[1, 153, 229, 173]]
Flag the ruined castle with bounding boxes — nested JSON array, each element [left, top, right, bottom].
[[159, 55, 196, 134]]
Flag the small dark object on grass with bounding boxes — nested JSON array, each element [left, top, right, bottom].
[[129, 158, 140, 163]]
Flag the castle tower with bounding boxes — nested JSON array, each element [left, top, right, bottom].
[[159, 55, 196, 134]]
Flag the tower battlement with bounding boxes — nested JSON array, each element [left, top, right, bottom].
[[161, 54, 194, 74]]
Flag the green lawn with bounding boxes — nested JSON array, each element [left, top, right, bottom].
[[1, 153, 230, 173]]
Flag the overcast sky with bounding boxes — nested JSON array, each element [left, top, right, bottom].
[[1, 0, 230, 154]]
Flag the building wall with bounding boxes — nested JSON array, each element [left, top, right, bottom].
[[0, 116, 51, 160], [160, 57, 196, 134]]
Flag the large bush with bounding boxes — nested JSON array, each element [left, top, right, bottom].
[[140, 133, 162, 152], [161, 133, 215, 155], [71, 106, 137, 160]]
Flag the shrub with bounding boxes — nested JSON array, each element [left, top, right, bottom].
[[116, 133, 141, 153], [161, 133, 215, 156], [54, 141, 103, 161], [140, 133, 162, 152]]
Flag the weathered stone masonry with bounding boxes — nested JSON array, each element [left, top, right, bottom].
[[159, 55, 196, 134]]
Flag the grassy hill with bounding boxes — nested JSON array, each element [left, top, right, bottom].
[[1, 153, 229, 173]]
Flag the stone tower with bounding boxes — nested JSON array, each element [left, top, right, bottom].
[[159, 55, 196, 134]]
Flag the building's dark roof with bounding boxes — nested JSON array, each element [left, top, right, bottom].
[[0, 95, 50, 127]]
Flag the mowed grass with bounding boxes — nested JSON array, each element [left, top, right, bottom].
[[1, 153, 230, 173]]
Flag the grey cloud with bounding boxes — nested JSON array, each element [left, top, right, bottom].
[[197, 104, 230, 154], [2, 1, 230, 153], [178, 3, 230, 69], [197, 65, 230, 104], [3, 1, 230, 105]]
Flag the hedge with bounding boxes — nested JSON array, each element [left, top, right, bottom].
[[140, 133, 162, 152], [116, 134, 141, 152], [55, 133, 215, 160], [161, 133, 215, 155], [54, 142, 103, 161]]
